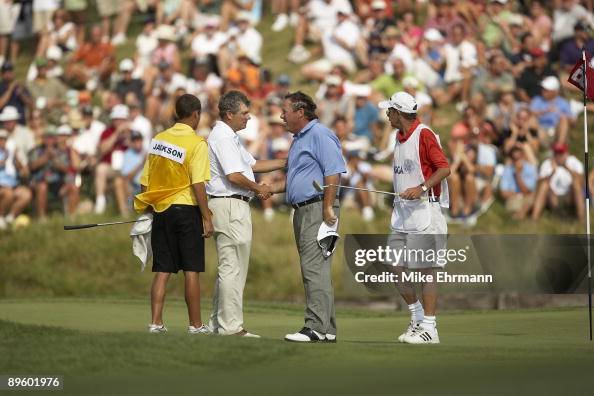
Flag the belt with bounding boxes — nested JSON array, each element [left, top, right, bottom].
[[209, 194, 252, 203], [291, 195, 324, 209]]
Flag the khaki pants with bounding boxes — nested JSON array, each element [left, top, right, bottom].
[[208, 198, 252, 335]]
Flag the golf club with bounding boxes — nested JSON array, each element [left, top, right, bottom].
[[312, 181, 430, 201], [313, 180, 398, 196], [64, 218, 149, 231]]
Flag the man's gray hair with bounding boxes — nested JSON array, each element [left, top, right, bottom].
[[218, 90, 251, 120]]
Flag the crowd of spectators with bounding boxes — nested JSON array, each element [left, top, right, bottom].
[[0, 0, 593, 230]]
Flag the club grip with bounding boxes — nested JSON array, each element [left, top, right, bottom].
[[63, 223, 98, 230]]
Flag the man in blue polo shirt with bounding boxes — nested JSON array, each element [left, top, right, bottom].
[[271, 91, 346, 343]]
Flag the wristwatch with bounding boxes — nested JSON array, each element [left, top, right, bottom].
[[420, 183, 428, 193]]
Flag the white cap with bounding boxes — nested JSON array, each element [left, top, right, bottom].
[[335, 4, 352, 14], [110, 104, 130, 120], [403, 76, 420, 89], [155, 24, 177, 41], [378, 91, 418, 113], [541, 76, 560, 91], [491, 0, 507, 4], [324, 75, 342, 86], [46, 45, 62, 61], [371, 0, 386, 10], [0, 106, 20, 121], [317, 220, 340, 258], [236, 11, 252, 22], [119, 58, 135, 72], [271, 137, 290, 152], [57, 124, 72, 136], [424, 28, 444, 42], [346, 83, 372, 97]]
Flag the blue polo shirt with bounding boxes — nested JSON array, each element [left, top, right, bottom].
[[286, 119, 346, 204]]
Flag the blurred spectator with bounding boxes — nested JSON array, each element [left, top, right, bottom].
[[515, 48, 556, 102], [527, 0, 552, 52], [0, 62, 33, 124], [532, 142, 584, 221], [352, 85, 379, 142], [95, 104, 131, 216], [135, 17, 158, 74], [552, 0, 594, 44], [317, 74, 353, 127], [186, 58, 223, 111], [362, 0, 395, 37], [36, 8, 76, 58], [190, 18, 227, 74], [96, 0, 137, 45], [398, 11, 423, 53], [0, 106, 35, 165], [559, 21, 594, 73], [28, 125, 80, 219], [0, 129, 31, 230], [424, 0, 466, 41], [301, 6, 360, 81], [145, 60, 186, 126], [225, 52, 261, 97], [434, 23, 477, 107], [26, 45, 63, 82], [342, 149, 375, 222], [66, 25, 115, 89], [500, 145, 538, 220], [127, 98, 152, 151], [231, 11, 263, 66], [530, 76, 574, 143], [402, 76, 433, 125], [0, 1, 20, 67], [114, 59, 145, 106], [472, 54, 515, 104], [11, 0, 34, 63], [72, 105, 105, 170], [414, 28, 446, 91], [502, 107, 540, 155], [448, 143, 479, 220], [150, 24, 182, 72], [371, 57, 407, 100], [287, 0, 353, 64], [63, 0, 89, 45], [26, 57, 67, 125], [120, 130, 145, 207]]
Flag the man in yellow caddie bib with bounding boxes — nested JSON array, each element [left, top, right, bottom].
[[134, 93, 214, 335]]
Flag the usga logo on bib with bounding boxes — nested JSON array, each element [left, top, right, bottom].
[[149, 139, 186, 164]]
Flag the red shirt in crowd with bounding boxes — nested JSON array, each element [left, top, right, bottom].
[[99, 126, 127, 165]]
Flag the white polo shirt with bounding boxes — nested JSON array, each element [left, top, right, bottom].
[[206, 120, 256, 198]]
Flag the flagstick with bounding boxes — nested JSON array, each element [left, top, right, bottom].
[[582, 49, 593, 341]]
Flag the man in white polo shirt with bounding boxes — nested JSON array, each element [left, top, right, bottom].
[[207, 90, 287, 338]]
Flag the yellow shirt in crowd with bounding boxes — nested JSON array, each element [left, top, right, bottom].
[[134, 123, 210, 213]]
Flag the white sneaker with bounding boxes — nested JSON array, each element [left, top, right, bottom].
[[94, 195, 106, 214], [272, 13, 288, 32], [188, 324, 212, 334], [0, 217, 7, 230], [403, 325, 440, 344], [5, 213, 14, 224], [398, 320, 420, 342], [284, 327, 325, 342], [362, 206, 375, 222], [324, 333, 337, 343], [235, 330, 261, 338], [148, 323, 167, 333], [263, 207, 275, 222], [111, 33, 127, 46], [289, 12, 299, 27], [287, 45, 311, 64]]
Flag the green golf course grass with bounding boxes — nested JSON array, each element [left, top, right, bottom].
[[1, 298, 593, 395]]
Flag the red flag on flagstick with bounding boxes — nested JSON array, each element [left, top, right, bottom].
[[568, 51, 594, 100]]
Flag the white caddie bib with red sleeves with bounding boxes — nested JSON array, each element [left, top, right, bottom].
[[391, 123, 449, 233]]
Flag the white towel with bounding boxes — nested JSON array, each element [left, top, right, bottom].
[[129, 213, 153, 271]]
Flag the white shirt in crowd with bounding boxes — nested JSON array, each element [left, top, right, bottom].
[[191, 31, 228, 57], [73, 119, 106, 157], [322, 18, 360, 67], [539, 155, 584, 196], [552, 3, 594, 43], [443, 40, 478, 84], [131, 114, 153, 152], [8, 125, 35, 164], [206, 120, 256, 198], [308, 0, 353, 34], [231, 26, 263, 64], [33, 0, 59, 12]]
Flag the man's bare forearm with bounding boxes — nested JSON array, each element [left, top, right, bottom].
[[252, 159, 287, 173], [323, 174, 340, 209], [192, 182, 211, 220]]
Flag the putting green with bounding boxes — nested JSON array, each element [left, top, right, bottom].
[[1, 299, 593, 395]]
